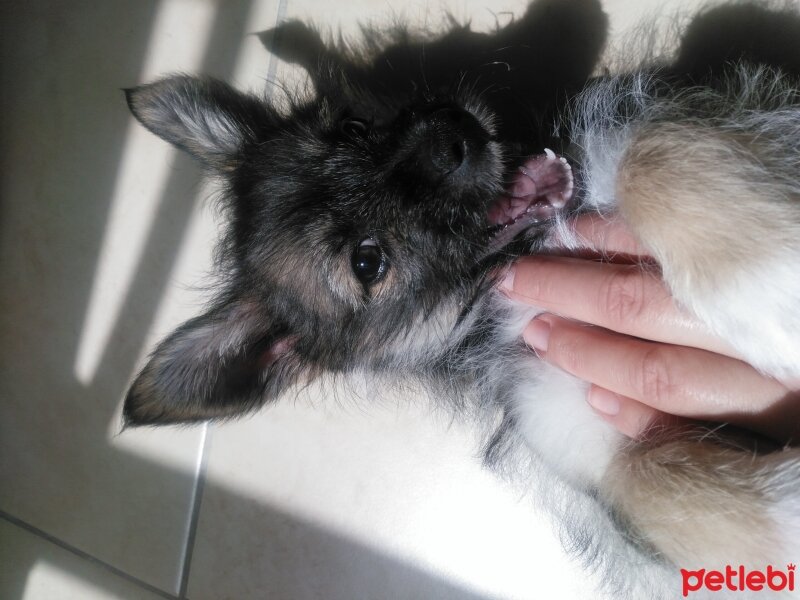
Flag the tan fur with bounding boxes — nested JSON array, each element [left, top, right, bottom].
[[250, 229, 400, 319], [604, 121, 800, 571], [602, 435, 800, 567], [616, 123, 800, 300]]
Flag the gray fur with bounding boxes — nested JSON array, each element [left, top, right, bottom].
[[123, 2, 800, 597]]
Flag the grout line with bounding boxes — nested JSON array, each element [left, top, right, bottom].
[[177, 423, 211, 599], [0, 509, 176, 600], [180, 2, 287, 596]]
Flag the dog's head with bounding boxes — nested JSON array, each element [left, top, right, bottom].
[[122, 2, 605, 426], [123, 71, 509, 425]]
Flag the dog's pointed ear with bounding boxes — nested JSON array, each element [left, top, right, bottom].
[[124, 296, 302, 426], [124, 76, 267, 171]]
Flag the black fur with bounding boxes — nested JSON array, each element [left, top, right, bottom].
[[121, 3, 800, 594], [123, 0, 609, 425], [122, 0, 800, 430]]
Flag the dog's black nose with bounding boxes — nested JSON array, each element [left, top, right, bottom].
[[415, 106, 488, 176]]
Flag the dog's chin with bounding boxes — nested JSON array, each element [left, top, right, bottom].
[[486, 149, 574, 253]]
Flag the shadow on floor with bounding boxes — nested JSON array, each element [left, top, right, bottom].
[[2, 0, 800, 598]]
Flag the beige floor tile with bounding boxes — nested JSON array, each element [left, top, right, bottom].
[[186, 388, 600, 600], [0, 518, 167, 600], [184, 1, 699, 599], [266, 0, 536, 95], [0, 0, 715, 598], [0, 0, 274, 592]]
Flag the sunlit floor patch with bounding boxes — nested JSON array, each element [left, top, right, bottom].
[[74, 0, 219, 385]]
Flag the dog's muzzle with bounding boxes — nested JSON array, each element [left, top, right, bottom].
[[410, 105, 490, 177]]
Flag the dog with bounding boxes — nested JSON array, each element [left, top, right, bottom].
[[122, 0, 800, 596]]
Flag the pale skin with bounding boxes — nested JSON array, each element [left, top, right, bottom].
[[500, 214, 800, 444]]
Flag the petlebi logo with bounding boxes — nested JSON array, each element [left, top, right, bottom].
[[681, 564, 795, 596]]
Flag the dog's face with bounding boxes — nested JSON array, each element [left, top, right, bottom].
[[123, 70, 513, 425], [122, 3, 606, 426]]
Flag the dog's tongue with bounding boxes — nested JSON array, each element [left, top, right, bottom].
[[488, 149, 574, 228]]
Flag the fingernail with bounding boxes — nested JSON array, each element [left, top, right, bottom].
[[500, 266, 515, 292], [524, 317, 550, 354], [586, 386, 621, 416]]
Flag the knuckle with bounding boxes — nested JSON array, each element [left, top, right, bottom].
[[515, 258, 556, 302], [637, 346, 679, 407], [548, 326, 584, 374], [599, 267, 648, 325]]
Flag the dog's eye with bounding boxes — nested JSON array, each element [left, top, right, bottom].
[[352, 238, 387, 285], [341, 117, 371, 138]]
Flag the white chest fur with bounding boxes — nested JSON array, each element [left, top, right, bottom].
[[499, 299, 622, 488]]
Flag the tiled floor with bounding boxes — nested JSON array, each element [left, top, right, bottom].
[[1, 0, 694, 599]]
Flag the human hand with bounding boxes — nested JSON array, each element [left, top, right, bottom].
[[500, 214, 800, 443]]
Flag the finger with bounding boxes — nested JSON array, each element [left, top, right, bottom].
[[504, 256, 741, 359], [524, 315, 791, 438], [586, 385, 673, 439], [569, 213, 648, 257]]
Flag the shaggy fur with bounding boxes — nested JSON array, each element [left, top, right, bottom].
[[123, 1, 800, 597]]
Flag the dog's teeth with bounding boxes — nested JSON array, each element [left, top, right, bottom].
[[544, 148, 556, 160], [559, 156, 567, 164]]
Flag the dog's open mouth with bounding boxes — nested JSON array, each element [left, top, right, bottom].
[[487, 149, 574, 249]]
